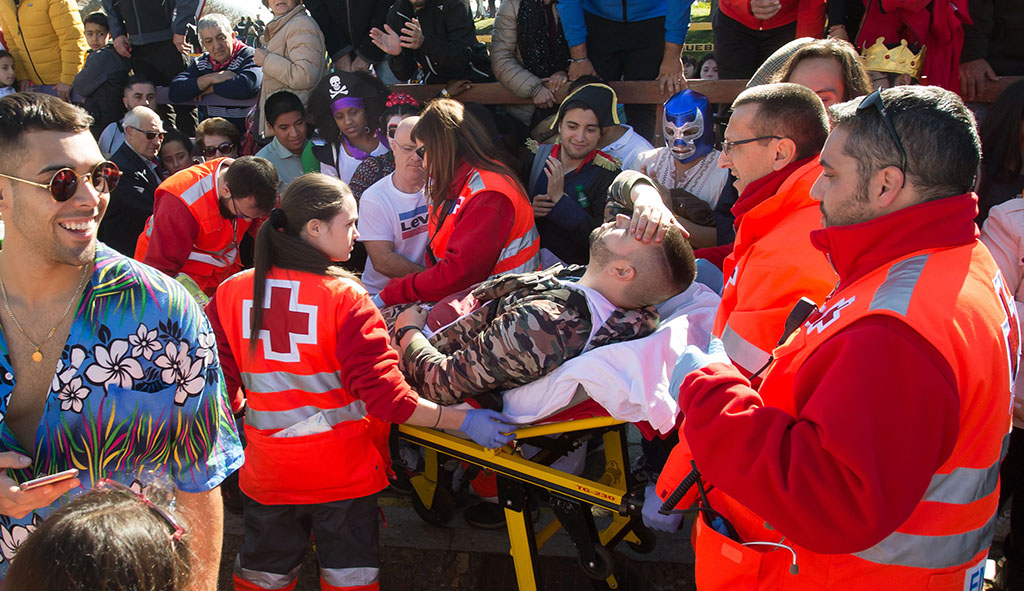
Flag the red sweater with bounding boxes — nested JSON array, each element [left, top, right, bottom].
[[679, 194, 978, 553], [379, 163, 516, 305], [718, 0, 826, 36]]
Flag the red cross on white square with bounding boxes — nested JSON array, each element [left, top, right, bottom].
[[241, 279, 318, 362]]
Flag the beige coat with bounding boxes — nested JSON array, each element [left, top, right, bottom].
[[258, 4, 327, 131]]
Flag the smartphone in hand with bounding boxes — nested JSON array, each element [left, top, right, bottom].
[[19, 468, 79, 491]]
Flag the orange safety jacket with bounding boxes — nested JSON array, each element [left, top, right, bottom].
[[714, 160, 837, 375], [212, 269, 391, 505], [682, 241, 1018, 590], [135, 159, 251, 296], [429, 168, 541, 278]]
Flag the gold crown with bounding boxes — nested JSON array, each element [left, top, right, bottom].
[[861, 37, 925, 80]]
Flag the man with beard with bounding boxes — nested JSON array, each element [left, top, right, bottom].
[[0, 92, 242, 588], [525, 83, 621, 265], [654, 84, 1019, 591]]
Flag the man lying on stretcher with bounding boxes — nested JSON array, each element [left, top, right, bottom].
[[383, 179, 696, 407]]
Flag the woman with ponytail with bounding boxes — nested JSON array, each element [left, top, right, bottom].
[[205, 173, 515, 591]]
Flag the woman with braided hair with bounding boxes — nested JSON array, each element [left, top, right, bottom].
[[206, 173, 515, 591]]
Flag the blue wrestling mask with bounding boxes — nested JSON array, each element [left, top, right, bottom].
[[663, 90, 713, 164]]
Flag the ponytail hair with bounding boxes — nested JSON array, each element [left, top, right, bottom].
[[248, 173, 358, 357]]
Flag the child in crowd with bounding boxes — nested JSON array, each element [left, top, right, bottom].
[[0, 51, 15, 98], [3, 483, 192, 591], [158, 130, 199, 179], [72, 12, 130, 139]]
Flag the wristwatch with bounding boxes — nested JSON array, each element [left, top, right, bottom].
[[440, 88, 451, 98], [396, 325, 421, 343]]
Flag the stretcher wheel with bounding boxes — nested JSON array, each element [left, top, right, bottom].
[[578, 545, 615, 580], [625, 525, 656, 554], [411, 484, 456, 526]]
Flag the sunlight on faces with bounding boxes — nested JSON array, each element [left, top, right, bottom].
[[789, 57, 846, 108], [0, 56, 14, 88], [268, 110, 307, 154], [83, 22, 109, 51], [700, 59, 718, 80], [393, 117, 424, 183], [198, 133, 237, 159], [124, 83, 156, 110], [159, 140, 193, 175], [810, 127, 876, 227], [229, 195, 267, 221], [334, 106, 369, 142], [718, 103, 781, 194], [558, 108, 602, 161], [269, 0, 298, 16], [589, 214, 644, 263], [0, 131, 109, 266], [125, 113, 164, 160], [199, 24, 233, 64], [303, 196, 359, 262]]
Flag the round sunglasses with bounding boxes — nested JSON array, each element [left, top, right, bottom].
[[0, 161, 121, 202], [202, 141, 236, 157]]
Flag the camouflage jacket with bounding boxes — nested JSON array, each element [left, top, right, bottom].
[[402, 266, 660, 405]]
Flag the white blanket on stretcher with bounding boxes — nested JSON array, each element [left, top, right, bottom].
[[499, 282, 721, 434]]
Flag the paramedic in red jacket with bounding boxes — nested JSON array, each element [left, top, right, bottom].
[[207, 173, 516, 591], [654, 86, 1019, 590], [374, 99, 540, 307]]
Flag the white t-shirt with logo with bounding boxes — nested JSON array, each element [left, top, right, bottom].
[[357, 173, 430, 295]]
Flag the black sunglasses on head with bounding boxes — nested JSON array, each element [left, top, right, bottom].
[[202, 142, 236, 157], [415, 145, 426, 159], [857, 89, 908, 186], [0, 161, 121, 202]]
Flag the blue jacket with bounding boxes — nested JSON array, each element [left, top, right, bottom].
[[168, 44, 262, 103], [557, 0, 693, 46]]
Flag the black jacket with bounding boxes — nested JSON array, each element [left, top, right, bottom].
[[961, 0, 1024, 75], [386, 0, 494, 83], [100, 143, 161, 256], [305, 0, 390, 63], [101, 0, 199, 45]]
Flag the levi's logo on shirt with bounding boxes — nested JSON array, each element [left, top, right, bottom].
[[400, 205, 429, 240]]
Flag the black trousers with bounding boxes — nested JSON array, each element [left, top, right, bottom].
[[130, 40, 197, 136], [584, 11, 664, 141], [235, 494, 380, 590], [712, 10, 797, 80]]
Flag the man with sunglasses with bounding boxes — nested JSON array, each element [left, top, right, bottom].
[[99, 106, 164, 256], [655, 86, 1019, 590], [0, 92, 242, 589], [135, 155, 279, 299]]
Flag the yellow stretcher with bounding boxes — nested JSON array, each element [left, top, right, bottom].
[[398, 417, 656, 590]]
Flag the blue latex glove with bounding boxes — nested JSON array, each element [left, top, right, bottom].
[[669, 336, 730, 399], [370, 293, 385, 308], [642, 483, 683, 532], [460, 410, 517, 449]]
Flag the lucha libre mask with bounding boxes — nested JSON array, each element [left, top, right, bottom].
[[663, 90, 714, 164]]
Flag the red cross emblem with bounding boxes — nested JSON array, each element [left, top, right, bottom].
[[804, 296, 856, 335], [242, 279, 318, 362]]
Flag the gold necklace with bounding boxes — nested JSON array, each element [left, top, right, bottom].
[[0, 265, 89, 363]]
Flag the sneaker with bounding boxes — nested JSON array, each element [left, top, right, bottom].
[[464, 501, 507, 529]]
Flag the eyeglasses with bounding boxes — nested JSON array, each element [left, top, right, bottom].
[[415, 146, 426, 159], [202, 142, 236, 157], [857, 89, 908, 185], [128, 126, 165, 141], [0, 161, 121, 202], [721, 135, 783, 156], [96, 479, 185, 542], [387, 125, 398, 139]]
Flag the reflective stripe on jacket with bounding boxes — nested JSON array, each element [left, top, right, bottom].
[[693, 240, 1018, 589], [429, 168, 540, 279], [213, 268, 391, 505], [135, 158, 250, 296], [713, 159, 836, 375]]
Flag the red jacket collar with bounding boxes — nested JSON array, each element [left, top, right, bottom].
[[810, 193, 980, 288], [731, 155, 818, 222]]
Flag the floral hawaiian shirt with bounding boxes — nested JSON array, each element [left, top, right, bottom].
[[0, 245, 243, 573]]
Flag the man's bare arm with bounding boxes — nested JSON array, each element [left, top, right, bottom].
[[176, 486, 224, 591]]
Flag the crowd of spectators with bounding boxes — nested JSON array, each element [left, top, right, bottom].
[[0, 0, 1021, 589]]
